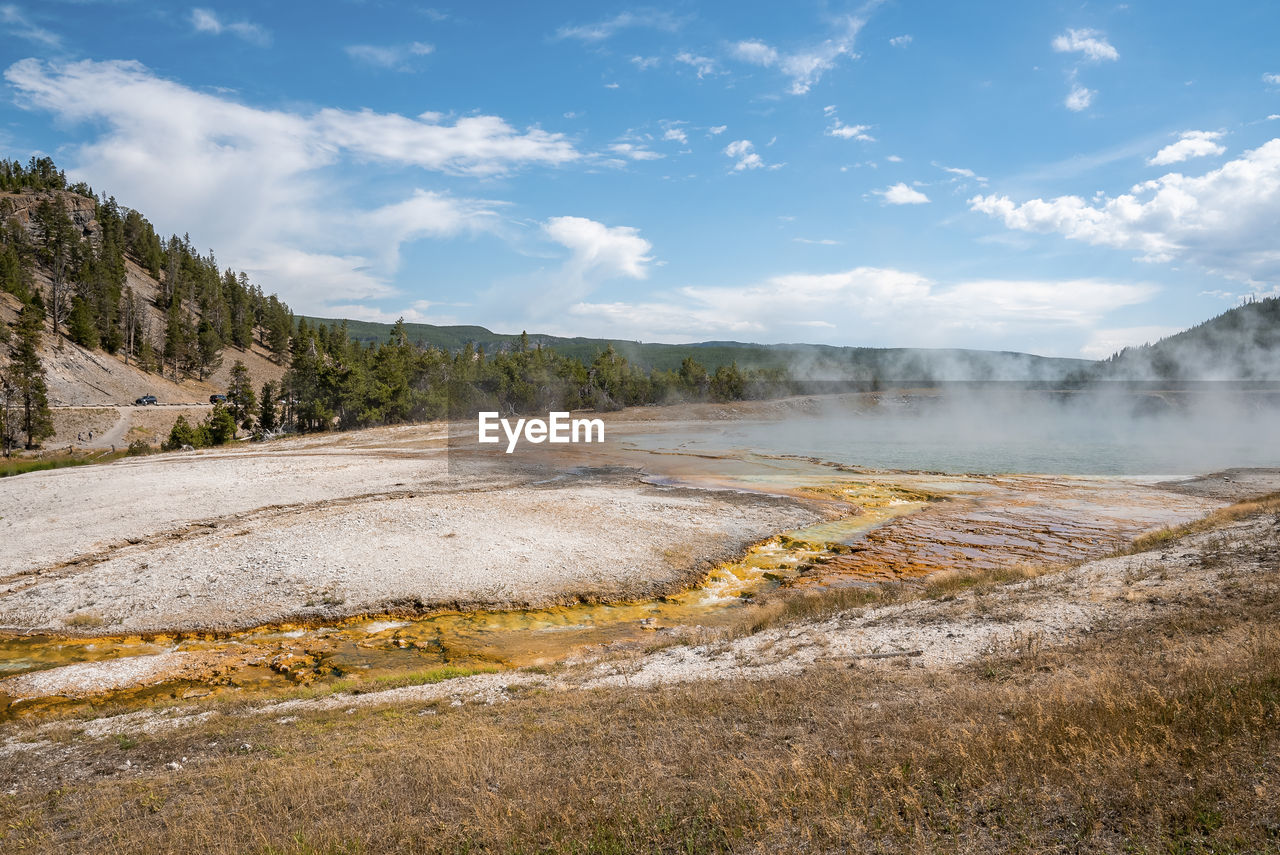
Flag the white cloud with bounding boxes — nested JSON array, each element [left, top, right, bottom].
[[889, 34, 912, 48], [0, 4, 60, 48], [886, 154, 903, 163], [1263, 73, 1280, 86], [969, 138, 1280, 285], [1051, 28, 1118, 62], [724, 139, 774, 171], [1147, 130, 1226, 166], [312, 109, 579, 176], [609, 142, 665, 161], [544, 216, 653, 281], [1065, 82, 1095, 111], [793, 237, 843, 245], [190, 7, 270, 46], [3, 58, 581, 312], [674, 52, 717, 79], [878, 182, 930, 204], [732, 40, 779, 66], [828, 121, 874, 141], [630, 55, 661, 71], [555, 11, 682, 42], [823, 105, 874, 141], [566, 267, 1154, 348], [661, 124, 688, 145], [935, 163, 988, 183], [345, 42, 435, 71], [708, 125, 727, 135], [1079, 325, 1181, 359], [731, 16, 865, 95]]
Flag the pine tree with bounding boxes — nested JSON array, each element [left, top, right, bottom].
[[32, 197, 79, 336], [7, 302, 54, 448], [67, 295, 99, 348], [258, 381, 278, 434], [227, 360, 256, 429], [163, 300, 186, 379]]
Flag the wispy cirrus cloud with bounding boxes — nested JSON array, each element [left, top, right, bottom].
[[190, 7, 270, 46], [554, 9, 683, 42], [0, 4, 60, 48], [731, 15, 865, 95], [344, 41, 435, 71]]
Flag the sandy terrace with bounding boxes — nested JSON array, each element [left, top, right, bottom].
[[0, 481, 821, 635], [0, 424, 828, 634]]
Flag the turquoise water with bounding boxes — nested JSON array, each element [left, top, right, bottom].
[[627, 393, 1280, 476]]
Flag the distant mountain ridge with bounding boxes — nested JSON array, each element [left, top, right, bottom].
[[1100, 297, 1280, 380], [300, 316, 1095, 381]]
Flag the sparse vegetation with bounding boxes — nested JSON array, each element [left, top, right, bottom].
[[1, 566, 1276, 853]]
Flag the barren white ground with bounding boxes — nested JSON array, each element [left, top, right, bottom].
[[0, 426, 823, 634]]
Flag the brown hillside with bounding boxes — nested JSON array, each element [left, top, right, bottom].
[[1, 190, 286, 411]]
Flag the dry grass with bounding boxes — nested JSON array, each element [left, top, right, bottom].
[[1128, 491, 1280, 553], [2, 547, 1277, 854], [727, 562, 1048, 640], [2, 497, 1278, 853]]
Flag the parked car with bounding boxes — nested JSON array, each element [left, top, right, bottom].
[[135, 395, 158, 406], [209, 394, 228, 404]]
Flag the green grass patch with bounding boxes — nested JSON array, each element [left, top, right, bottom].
[[0, 456, 96, 478]]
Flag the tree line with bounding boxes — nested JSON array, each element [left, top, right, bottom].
[[166, 321, 779, 449]]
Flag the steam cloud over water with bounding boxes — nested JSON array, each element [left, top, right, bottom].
[[629, 387, 1280, 477]]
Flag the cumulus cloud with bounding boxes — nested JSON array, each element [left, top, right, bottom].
[[889, 34, 912, 48], [823, 105, 873, 141], [878, 182, 929, 204], [1263, 73, 1280, 86], [731, 16, 865, 95], [661, 123, 688, 144], [1051, 28, 1118, 62], [3, 58, 581, 311], [1147, 130, 1226, 165], [345, 42, 435, 71], [190, 7, 270, 46], [1065, 82, 1094, 112], [544, 216, 653, 280], [969, 138, 1280, 285], [724, 139, 774, 171], [566, 266, 1155, 349]]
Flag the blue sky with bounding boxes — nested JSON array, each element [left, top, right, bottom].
[[2, 1, 1279, 357]]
